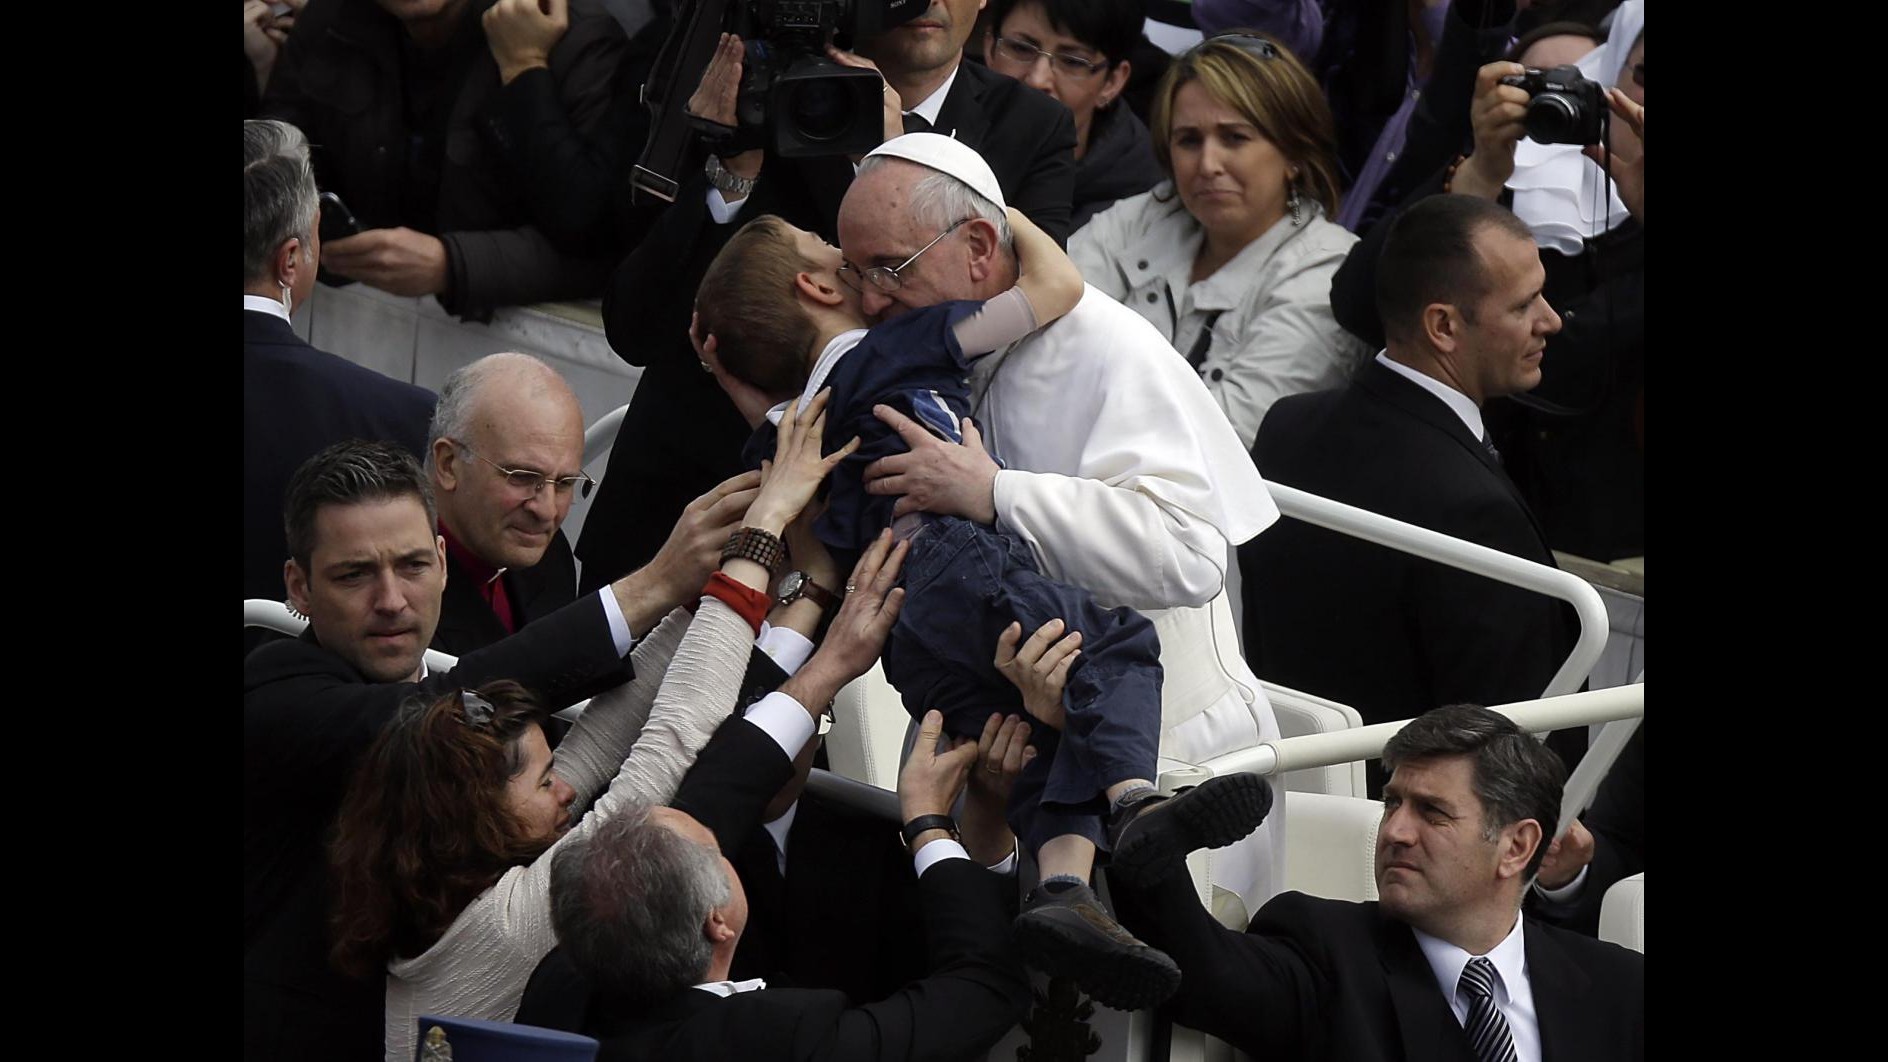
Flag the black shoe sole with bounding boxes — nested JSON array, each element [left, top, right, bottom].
[[1012, 908, 1181, 1011], [1111, 773, 1274, 889]]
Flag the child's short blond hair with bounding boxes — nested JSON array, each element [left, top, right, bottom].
[[696, 215, 819, 396]]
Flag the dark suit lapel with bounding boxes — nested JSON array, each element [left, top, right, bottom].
[[935, 62, 992, 147], [1358, 361, 1554, 554], [800, 155, 858, 238], [436, 548, 507, 652], [1377, 915, 1479, 1062], [502, 530, 578, 627], [1525, 921, 1594, 1062]]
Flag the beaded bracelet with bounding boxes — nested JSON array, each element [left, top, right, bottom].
[[1443, 153, 1468, 195], [721, 526, 786, 579], [701, 571, 772, 635]]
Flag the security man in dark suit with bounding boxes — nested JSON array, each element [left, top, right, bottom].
[[575, 0, 1078, 592], [243, 118, 438, 612], [1106, 704, 1644, 1062], [1240, 193, 1583, 795]]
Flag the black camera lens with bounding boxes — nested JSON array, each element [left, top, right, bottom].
[[784, 79, 852, 142], [1524, 92, 1583, 145]]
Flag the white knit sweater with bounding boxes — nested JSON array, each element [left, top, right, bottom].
[[381, 600, 757, 1061]]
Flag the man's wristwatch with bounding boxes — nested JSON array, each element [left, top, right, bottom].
[[900, 814, 959, 850], [704, 153, 757, 199], [776, 570, 840, 612]]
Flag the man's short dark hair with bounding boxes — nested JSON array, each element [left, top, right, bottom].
[[1382, 703, 1566, 879], [550, 805, 732, 1001], [988, 0, 1144, 66], [283, 440, 436, 571], [1375, 196, 1535, 345]]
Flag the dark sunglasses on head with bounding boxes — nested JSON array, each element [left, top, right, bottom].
[[1630, 62, 1644, 88], [460, 690, 496, 729], [1189, 31, 1282, 62]]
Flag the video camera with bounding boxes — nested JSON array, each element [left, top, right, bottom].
[[1497, 65, 1607, 146], [633, 0, 926, 202]]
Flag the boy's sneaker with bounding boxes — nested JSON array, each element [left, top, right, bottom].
[[1012, 881, 1181, 1011], [1107, 773, 1275, 889]]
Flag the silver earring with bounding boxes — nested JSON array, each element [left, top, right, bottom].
[[1287, 183, 1303, 226], [280, 281, 294, 316]]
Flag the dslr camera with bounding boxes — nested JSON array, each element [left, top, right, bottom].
[[633, 0, 925, 201], [1498, 65, 1606, 146]]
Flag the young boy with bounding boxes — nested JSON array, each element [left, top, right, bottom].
[[692, 135, 1270, 1011]]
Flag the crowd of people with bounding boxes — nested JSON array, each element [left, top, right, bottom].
[[244, 1, 1646, 1059]]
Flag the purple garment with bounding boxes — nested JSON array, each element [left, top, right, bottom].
[[1192, 0, 1325, 63], [1334, 1, 1454, 232]]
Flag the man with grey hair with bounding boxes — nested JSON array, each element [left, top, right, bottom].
[[1105, 703, 1645, 1061], [244, 117, 436, 609], [425, 351, 591, 655], [833, 132, 1291, 919], [532, 709, 1032, 1060]]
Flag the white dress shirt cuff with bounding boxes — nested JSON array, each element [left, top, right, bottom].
[[706, 186, 748, 224], [985, 845, 1019, 876], [756, 622, 815, 675], [744, 691, 818, 757], [596, 587, 635, 657], [913, 837, 970, 878], [1533, 864, 1589, 902]]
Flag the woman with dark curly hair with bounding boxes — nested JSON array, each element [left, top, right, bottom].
[[1071, 30, 1370, 449], [328, 395, 866, 1061]]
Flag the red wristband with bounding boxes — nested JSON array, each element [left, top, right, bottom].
[[701, 571, 770, 635]]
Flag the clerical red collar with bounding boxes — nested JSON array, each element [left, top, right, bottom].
[[438, 521, 507, 589]]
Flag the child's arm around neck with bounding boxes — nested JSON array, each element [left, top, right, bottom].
[[950, 209, 1085, 357]]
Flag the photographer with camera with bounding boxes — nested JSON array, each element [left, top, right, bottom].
[[1327, 0, 1644, 567], [576, 0, 1078, 599]]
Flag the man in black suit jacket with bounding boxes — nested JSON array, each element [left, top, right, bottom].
[[1107, 703, 1644, 1062], [575, 0, 1077, 592], [1241, 193, 1581, 795], [243, 439, 741, 1062], [525, 702, 1031, 1062], [243, 118, 438, 611]]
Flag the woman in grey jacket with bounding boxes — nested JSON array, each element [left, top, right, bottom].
[[1072, 32, 1369, 449]]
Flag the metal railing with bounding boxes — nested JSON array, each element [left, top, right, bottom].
[[583, 403, 629, 468]]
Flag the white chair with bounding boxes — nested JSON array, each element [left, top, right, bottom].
[[1263, 681, 1367, 797], [1282, 792, 1382, 902], [1598, 872, 1644, 953], [825, 661, 909, 792]]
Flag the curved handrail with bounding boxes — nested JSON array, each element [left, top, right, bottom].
[[1266, 481, 1610, 701], [583, 404, 629, 468]]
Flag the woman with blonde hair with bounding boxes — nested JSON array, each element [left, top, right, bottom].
[[1072, 31, 1369, 449]]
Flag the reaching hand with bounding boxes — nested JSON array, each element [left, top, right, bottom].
[[825, 44, 903, 148], [994, 619, 1079, 731], [802, 529, 909, 688], [966, 712, 1036, 807], [745, 389, 860, 534], [243, 0, 301, 93], [1453, 62, 1531, 199], [319, 228, 449, 297], [694, 312, 779, 429], [862, 407, 999, 523], [898, 709, 980, 821], [687, 32, 744, 129], [1583, 89, 1644, 224], [1535, 818, 1597, 891], [483, 0, 569, 84], [643, 469, 763, 606]]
